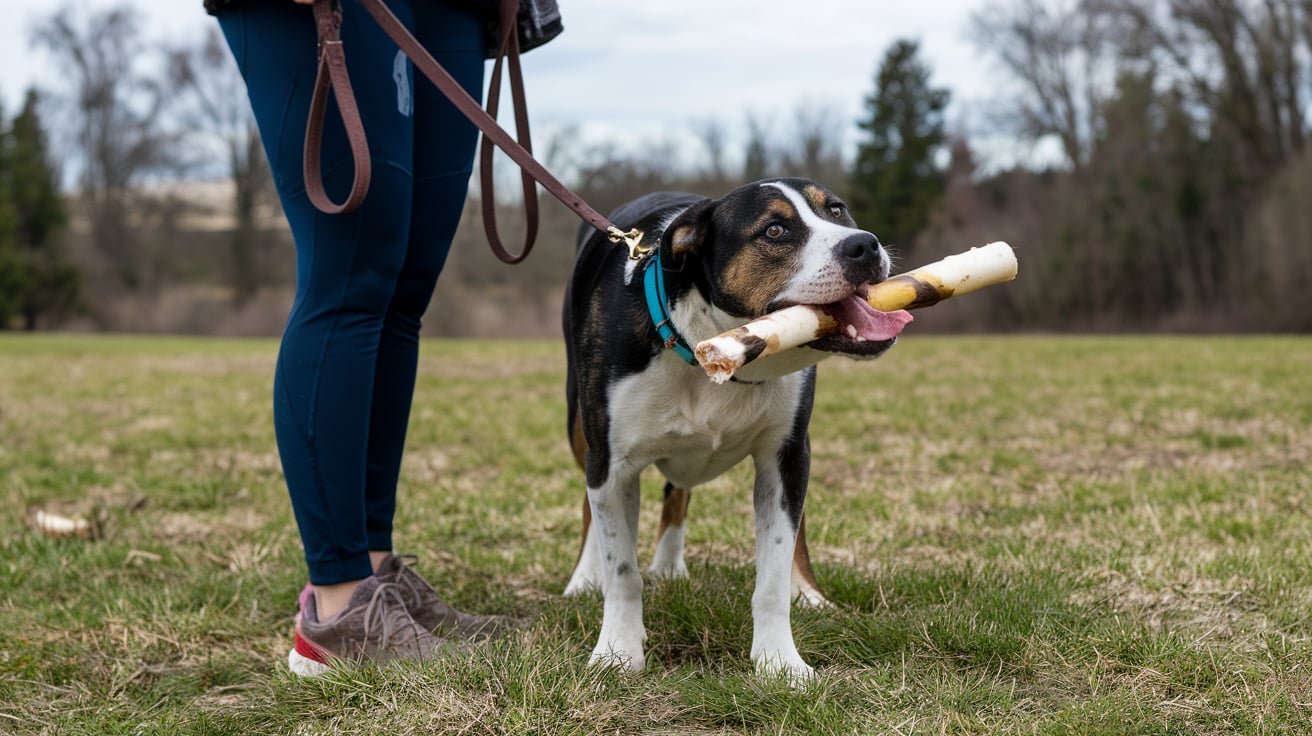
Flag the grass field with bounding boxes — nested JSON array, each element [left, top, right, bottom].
[[2, 334, 1311, 735]]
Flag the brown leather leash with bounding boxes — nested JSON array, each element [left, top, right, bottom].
[[304, 0, 647, 263]]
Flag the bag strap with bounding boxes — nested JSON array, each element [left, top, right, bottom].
[[305, 0, 648, 263]]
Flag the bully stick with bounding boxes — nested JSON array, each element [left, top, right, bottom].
[[694, 241, 1018, 383]]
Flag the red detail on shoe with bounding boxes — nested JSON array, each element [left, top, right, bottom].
[[293, 629, 331, 665]]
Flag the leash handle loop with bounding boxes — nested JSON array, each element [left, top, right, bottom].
[[304, 0, 372, 215], [475, 0, 539, 264], [301, 0, 635, 265]]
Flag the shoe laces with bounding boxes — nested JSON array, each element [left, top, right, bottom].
[[359, 581, 429, 654], [389, 555, 437, 608]]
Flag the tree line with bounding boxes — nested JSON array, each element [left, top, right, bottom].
[[918, 0, 1312, 332], [2, 0, 1309, 334]]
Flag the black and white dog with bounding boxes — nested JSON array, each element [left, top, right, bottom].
[[561, 178, 906, 682]]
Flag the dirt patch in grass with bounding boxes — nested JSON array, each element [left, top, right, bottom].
[[1074, 568, 1276, 649]]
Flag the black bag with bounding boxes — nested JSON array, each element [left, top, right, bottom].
[[445, 0, 563, 57], [506, 0, 563, 55]]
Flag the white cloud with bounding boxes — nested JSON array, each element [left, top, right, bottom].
[[3, 0, 1008, 171]]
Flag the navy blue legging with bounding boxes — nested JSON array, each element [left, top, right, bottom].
[[217, 0, 485, 585]]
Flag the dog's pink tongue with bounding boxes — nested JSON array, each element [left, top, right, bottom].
[[842, 295, 913, 340]]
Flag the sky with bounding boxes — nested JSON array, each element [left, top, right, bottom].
[[0, 0, 1046, 173]]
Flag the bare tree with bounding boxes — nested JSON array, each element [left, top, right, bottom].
[[1099, 0, 1309, 171], [692, 118, 730, 187], [779, 103, 847, 187], [969, 0, 1111, 168], [31, 4, 180, 292], [543, 123, 583, 181], [168, 27, 273, 307], [570, 137, 684, 213], [742, 113, 774, 181]]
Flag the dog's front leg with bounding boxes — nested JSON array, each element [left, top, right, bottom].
[[750, 447, 815, 684], [586, 468, 646, 672]]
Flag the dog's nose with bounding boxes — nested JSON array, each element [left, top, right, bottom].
[[838, 232, 879, 265]]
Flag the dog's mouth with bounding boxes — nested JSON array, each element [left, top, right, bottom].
[[806, 286, 913, 357]]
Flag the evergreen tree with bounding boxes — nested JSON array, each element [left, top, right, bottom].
[[742, 114, 772, 182], [11, 91, 66, 254], [850, 39, 950, 257], [1, 90, 76, 330], [0, 100, 22, 326]]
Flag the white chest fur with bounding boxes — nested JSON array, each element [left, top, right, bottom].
[[605, 356, 804, 488]]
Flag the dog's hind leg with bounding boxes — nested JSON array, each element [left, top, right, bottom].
[[564, 495, 602, 596], [791, 514, 830, 607], [564, 408, 602, 596], [649, 482, 691, 579]]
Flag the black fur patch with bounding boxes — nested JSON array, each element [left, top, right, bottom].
[[775, 368, 817, 529]]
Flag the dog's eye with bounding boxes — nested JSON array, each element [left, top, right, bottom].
[[829, 204, 845, 218], [765, 224, 786, 239]]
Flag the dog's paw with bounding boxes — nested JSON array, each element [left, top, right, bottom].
[[562, 577, 600, 597], [647, 559, 689, 580], [588, 644, 646, 673], [792, 586, 832, 608], [590, 621, 647, 673], [753, 652, 816, 687]]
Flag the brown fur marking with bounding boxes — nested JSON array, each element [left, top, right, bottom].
[[791, 514, 823, 595], [670, 224, 700, 259], [576, 494, 592, 569], [570, 409, 587, 471], [656, 487, 691, 540], [724, 247, 796, 314], [750, 199, 798, 235], [802, 184, 829, 214]]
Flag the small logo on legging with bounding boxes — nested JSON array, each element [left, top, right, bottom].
[[393, 50, 412, 117]]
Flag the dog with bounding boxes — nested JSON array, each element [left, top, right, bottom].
[[561, 178, 902, 682]]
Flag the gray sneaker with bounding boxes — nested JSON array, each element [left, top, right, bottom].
[[288, 576, 456, 677], [376, 554, 519, 642]]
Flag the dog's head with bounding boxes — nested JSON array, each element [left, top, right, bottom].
[[661, 177, 906, 359]]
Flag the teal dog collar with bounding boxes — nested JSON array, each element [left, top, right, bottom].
[[642, 250, 698, 365]]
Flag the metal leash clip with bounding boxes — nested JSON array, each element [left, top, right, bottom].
[[607, 226, 651, 260]]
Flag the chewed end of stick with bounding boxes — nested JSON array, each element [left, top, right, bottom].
[[694, 332, 756, 383], [701, 362, 735, 384]]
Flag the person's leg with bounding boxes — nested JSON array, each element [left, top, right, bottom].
[[362, 1, 486, 552], [356, 4, 518, 641], [217, 0, 419, 617]]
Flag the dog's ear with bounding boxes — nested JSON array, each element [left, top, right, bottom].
[[661, 199, 714, 267]]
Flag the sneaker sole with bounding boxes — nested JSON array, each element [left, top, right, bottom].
[[288, 646, 332, 677], [289, 609, 333, 678]]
